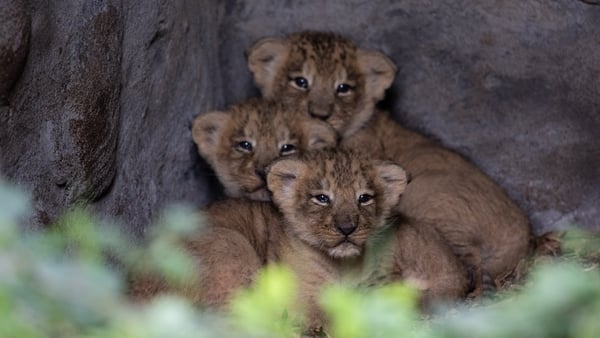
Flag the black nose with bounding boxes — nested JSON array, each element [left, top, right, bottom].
[[336, 224, 357, 236], [309, 110, 331, 120], [308, 103, 332, 120], [255, 168, 266, 182]]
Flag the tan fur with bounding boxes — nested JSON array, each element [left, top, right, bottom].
[[192, 98, 337, 200], [128, 200, 281, 308], [247, 31, 532, 291], [248, 31, 396, 137], [344, 112, 532, 290], [267, 149, 470, 330], [129, 150, 470, 334]]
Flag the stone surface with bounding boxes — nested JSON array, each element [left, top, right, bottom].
[[94, 1, 224, 235], [0, 0, 598, 234], [1, 0, 224, 232], [0, 0, 30, 103], [1, 1, 123, 227]]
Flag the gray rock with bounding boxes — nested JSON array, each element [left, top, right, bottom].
[[0, 0, 30, 103], [1, 1, 123, 227], [93, 1, 224, 235]]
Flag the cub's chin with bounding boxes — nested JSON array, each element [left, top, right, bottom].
[[327, 241, 362, 259]]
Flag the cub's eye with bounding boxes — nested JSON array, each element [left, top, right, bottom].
[[292, 77, 309, 90], [312, 194, 331, 206], [280, 144, 296, 155], [236, 141, 253, 152], [358, 194, 373, 205], [336, 83, 354, 95]]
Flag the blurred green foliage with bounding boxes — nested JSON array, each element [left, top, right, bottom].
[[230, 265, 300, 337], [321, 283, 420, 338], [0, 178, 599, 338]]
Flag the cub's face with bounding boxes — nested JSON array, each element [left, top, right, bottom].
[[192, 99, 337, 201], [267, 149, 407, 258], [248, 31, 396, 138]]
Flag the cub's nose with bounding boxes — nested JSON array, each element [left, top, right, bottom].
[[309, 109, 332, 120], [308, 103, 333, 120], [336, 224, 357, 236]]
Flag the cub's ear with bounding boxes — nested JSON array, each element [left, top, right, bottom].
[[374, 161, 408, 207], [247, 37, 289, 98], [266, 158, 308, 209], [192, 111, 230, 163], [301, 120, 338, 149], [356, 49, 397, 102]]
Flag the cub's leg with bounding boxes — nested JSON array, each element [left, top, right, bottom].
[[127, 227, 262, 309], [398, 171, 531, 293], [391, 220, 471, 308], [184, 227, 263, 309]]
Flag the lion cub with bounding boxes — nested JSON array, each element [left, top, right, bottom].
[[192, 98, 336, 201], [131, 149, 470, 334], [248, 31, 395, 138], [248, 31, 532, 291], [267, 149, 470, 332]]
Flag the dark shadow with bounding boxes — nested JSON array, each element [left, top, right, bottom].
[[190, 143, 226, 204]]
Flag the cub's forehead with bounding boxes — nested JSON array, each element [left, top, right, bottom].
[[286, 31, 359, 72], [289, 31, 355, 48], [228, 100, 298, 137], [289, 31, 357, 54], [302, 150, 375, 189]]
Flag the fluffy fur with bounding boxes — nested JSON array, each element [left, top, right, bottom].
[[129, 149, 470, 335], [248, 31, 395, 138], [247, 31, 532, 291], [192, 97, 337, 200], [128, 199, 280, 307], [267, 149, 469, 331]]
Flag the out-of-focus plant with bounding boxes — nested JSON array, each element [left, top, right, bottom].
[[0, 181, 120, 338], [562, 227, 600, 265], [229, 265, 300, 337], [1, 178, 600, 338], [125, 204, 202, 288], [320, 282, 420, 338], [434, 261, 600, 338], [0, 179, 220, 338]]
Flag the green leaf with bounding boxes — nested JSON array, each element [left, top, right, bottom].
[[321, 282, 420, 338], [230, 264, 299, 337]]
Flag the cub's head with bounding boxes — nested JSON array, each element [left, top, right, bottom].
[[248, 31, 396, 137], [192, 98, 337, 201], [267, 149, 407, 259]]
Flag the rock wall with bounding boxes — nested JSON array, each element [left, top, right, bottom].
[[0, 0, 598, 234], [1, 0, 224, 233], [1, 0, 123, 227], [93, 1, 224, 235], [0, 0, 29, 104]]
